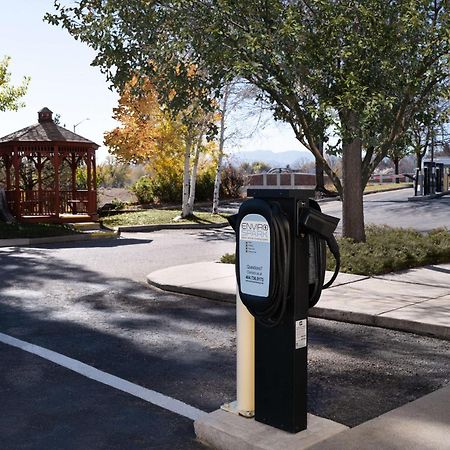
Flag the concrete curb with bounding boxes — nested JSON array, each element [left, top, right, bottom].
[[113, 222, 229, 233], [408, 190, 450, 201], [146, 274, 450, 341], [309, 307, 450, 341], [147, 276, 235, 303], [195, 410, 348, 450], [0, 230, 119, 248]]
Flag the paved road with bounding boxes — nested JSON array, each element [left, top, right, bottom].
[[5, 227, 236, 282], [319, 188, 450, 232], [1, 234, 450, 448], [220, 188, 450, 232]]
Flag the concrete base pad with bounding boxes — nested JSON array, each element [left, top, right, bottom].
[[194, 409, 348, 450]]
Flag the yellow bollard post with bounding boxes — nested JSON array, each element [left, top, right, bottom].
[[236, 289, 254, 417]]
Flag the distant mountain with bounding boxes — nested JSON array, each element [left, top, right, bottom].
[[228, 149, 314, 168]]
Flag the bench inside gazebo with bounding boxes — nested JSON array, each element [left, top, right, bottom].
[[0, 107, 99, 223]]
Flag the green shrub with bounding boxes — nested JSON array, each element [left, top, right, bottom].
[[149, 171, 183, 203], [220, 253, 236, 264], [131, 172, 183, 204], [330, 226, 450, 276], [195, 164, 245, 201], [111, 198, 126, 210], [196, 168, 216, 201], [131, 176, 154, 204], [220, 164, 245, 199], [131, 163, 246, 205]]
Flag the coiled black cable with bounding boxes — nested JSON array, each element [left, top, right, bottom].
[[249, 202, 291, 328], [307, 232, 340, 307]]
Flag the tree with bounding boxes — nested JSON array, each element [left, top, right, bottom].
[[412, 100, 450, 169], [387, 136, 413, 183], [105, 76, 186, 168], [0, 56, 29, 112], [0, 56, 29, 222], [239, 161, 272, 174], [211, 80, 264, 213], [47, 1, 449, 241], [97, 156, 131, 188], [104, 76, 214, 216], [212, 82, 231, 214], [184, 111, 214, 216]]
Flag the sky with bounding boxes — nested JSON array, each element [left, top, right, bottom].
[[0, 1, 304, 162]]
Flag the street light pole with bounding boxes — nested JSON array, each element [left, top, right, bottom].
[[430, 132, 436, 194], [73, 117, 90, 133]]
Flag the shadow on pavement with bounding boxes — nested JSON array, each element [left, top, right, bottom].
[[24, 237, 154, 250], [427, 265, 450, 274], [189, 228, 235, 243], [0, 246, 449, 442]]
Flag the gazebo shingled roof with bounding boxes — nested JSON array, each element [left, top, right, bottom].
[[0, 107, 99, 223], [0, 107, 99, 146]]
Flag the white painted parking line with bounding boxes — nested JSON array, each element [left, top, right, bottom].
[[0, 332, 206, 421]]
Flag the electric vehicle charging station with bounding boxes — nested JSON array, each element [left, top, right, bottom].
[[228, 188, 340, 434]]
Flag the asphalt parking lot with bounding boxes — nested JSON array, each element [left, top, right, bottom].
[[1, 191, 449, 449], [0, 247, 449, 449]]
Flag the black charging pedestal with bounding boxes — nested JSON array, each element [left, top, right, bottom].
[[246, 188, 314, 433]]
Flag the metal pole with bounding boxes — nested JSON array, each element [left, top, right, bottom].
[[73, 117, 90, 133], [430, 134, 436, 194]]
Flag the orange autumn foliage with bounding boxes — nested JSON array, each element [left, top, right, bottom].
[[104, 76, 186, 175]]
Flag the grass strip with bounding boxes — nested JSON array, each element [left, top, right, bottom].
[[101, 209, 229, 228], [364, 182, 413, 193], [323, 182, 412, 195], [221, 225, 450, 276], [0, 222, 78, 239]]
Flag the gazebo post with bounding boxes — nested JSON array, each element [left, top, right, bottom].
[[71, 152, 77, 200], [37, 153, 43, 214], [4, 155, 12, 190], [13, 146, 21, 219], [53, 145, 60, 219], [92, 149, 97, 213], [86, 149, 92, 214]]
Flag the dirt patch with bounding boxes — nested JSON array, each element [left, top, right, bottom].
[[98, 188, 137, 207]]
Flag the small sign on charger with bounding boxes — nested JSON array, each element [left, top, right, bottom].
[[295, 319, 307, 349]]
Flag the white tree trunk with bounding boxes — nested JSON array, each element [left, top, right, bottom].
[[186, 137, 202, 215], [212, 152, 224, 214], [181, 137, 192, 218], [212, 84, 230, 214]]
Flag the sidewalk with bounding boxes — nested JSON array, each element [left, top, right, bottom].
[[147, 262, 450, 340]]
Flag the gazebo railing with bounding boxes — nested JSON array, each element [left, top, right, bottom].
[[21, 190, 55, 215], [5, 190, 95, 216], [60, 190, 90, 214]]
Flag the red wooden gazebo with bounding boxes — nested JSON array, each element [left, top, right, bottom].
[[0, 107, 99, 223]]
